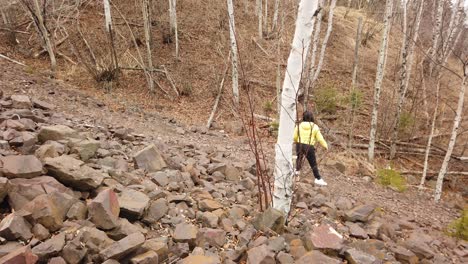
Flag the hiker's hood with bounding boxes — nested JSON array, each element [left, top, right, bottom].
[[299, 122, 315, 131]]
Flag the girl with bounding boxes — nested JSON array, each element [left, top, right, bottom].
[[293, 111, 328, 186]]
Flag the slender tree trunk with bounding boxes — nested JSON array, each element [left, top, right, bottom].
[[344, 0, 352, 18], [440, 0, 463, 65], [168, 0, 179, 59], [420, 75, 441, 188], [428, 0, 443, 76], [273, 0, 318, 216], [348, 16, 363, 148], [272, 0, 280, 32], [264, 0, 268, 34], [142, 0, 154, 91], [310, 0, 337, 86], [303, 0, 323, 109], [368, 0, 393, 162], [390, 0, 424, 159], [227, 0, 239, 106], [434, 71, 466, 202], [103, 0, 118, 72], [257, 0, 263, 38]]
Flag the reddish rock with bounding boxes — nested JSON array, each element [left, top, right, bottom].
[[88, 189, 120, 230], [196, 228, 226, 248], [32, 99, 55, 110], [296, 250, 341, 264], [0, 213, 33, 241], [130, 250, 158, 264], [345, 204, 376, 222], [23, 194, 63, 232], [32, 233, 66, 260], [0, 246, 38, 264], [100, 232, 145, 260], [118, 189, 150, 219], [181, 255, 220, 264], [303, 224, 343, 252], [173, 223, 198, 246], [391, 246, 419, 264], [1, 155, 43, 179], [247, 244, 275, 264], [199, 199, 223, 212]]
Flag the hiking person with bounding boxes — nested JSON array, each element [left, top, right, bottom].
[[293, 111, 329, 186]]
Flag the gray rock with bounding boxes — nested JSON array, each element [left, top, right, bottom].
[[347, 222, 369, 239], [180, 255, 220, 264], [35, 144, 60, 161], [0, 245, 39, 263], [344, 248, 378, 264], [48, 256, 67, 264], [133, 144, 167, 172], [277, 252, 294, 264], [130, 250, 159, 264], [141, 238, 169, 262], [296, 250, 341, 264], [66, 202, 87, 220], [336, 196, 353, 211], [303, 224, 343, 252], [32, 98, 55, 110], [45, 155, 105, 191], [143, 198, 168, 224], [196, 228, 226, 248], [345, 204, 377, 222], [38, 125, 78, 142], [68, 139, 100, 161], [32, 232, 66, 260], [107, 219, 146, 241], [199, 199, 223, 212], [62, 238, 88, 264], [118, 189, 150, 219], [252, 207, 285, 234], [173, 223, 198, 246], [391, 246, 419, 264], [247, 244, 275, 264], [1, 155, 43, 179], [0, 213, 33, 241], [32, 224, 50, 241], [88, 189, 120, 230], [100, 232, 145, 260], [11, 95, 32, 109]]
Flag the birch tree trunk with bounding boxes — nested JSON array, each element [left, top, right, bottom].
[[273, 0, 318, 216], [368, 0, 393, 162], [428, 0, 444, 75], [348, 16, 363, 148], [103, 0, 118, 72], [440, 0, 463, 64], [227, 0, 239, 106], [311, 0, 337, 86], [434, 70, 467, 202], [142, 0, 154, 91], [264, 0, 268, 34], [390, 0, 424, 159], [303, 0, 323, 109], [257, 0, 263, 38], [168, 0, 179, 59], [272, 0, 280, 32]]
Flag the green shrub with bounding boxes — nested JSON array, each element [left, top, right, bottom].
[[314, 85, 339, 114], [348, 88, 363, 110], [263, 101, 273, 113], [377, 168, 407, 192], [398, 111, 415, 135], [447, 209, 468, 240], [269, 121, 279, 136]]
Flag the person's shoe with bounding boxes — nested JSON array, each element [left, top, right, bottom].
[[314, 178, 328, 186], [294, 170, 300, 176]]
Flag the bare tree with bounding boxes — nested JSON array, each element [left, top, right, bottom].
[[227, 0, 239, 105], [21, 0, 57, 71], [142, 0, 154, 91], [368, 0, 393, 162], [103, 0, 118, 74], [271, 0, 280, 32], [168, 0, 178, 59], [257, 0, 263, 38], [428, 0, 444, 76], [273, 0, 319, 216], [348, 16, 363, 148]]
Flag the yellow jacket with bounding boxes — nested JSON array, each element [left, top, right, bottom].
[[293, 122, 328, 149]]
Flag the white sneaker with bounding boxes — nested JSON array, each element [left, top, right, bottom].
[[315, 178, 327, 186], [294, 170, 300, 176]]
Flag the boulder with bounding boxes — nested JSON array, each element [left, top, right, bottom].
[[303, 224, 343, 252], [345, 204, 376, 222], [347, 222, 369, 239], [48, 257, 67, 264], [100, 232, 145, 260], [252, 207, 285, 234], [344, 248, 378, 264], [150, 171, 169, 187], [247, 244, 275, 264], [32, 224, 50, 241], [11, 95, 32, 109], [0, 213, 33, 241], [1, 155, 43, 179], [296, 250, 341, 264], [133, 144, 167, 172], [130, 250, 158, 264], [0, 245, 38, 264], [45, 155, 105, 191], [141, 238, 169, 262], [173, 223, 198, 246], [0, 242, 23, 258], [66, 202, 87, 220], [62, 238, 88, 264], [23, 194, 64, 232], [107, 219, 146, 241], [405, 236, 435, 260], [224, 165, 241, 182], [277, 252, 294, 264], [68, 139, 100, 161], [118, 189, 150, 219], [31, 233, 66, 260], [88, 189, 120, 230], [35, 144, 59, 161], [143, 198, 168, 224], [196, 228, 226, 248], [201, 211, 219, 228], [38, 125, 78, 142], [32, 98, 55, 110], [181, 255, 220, 264], [336, 196, 353, 211], [391, 246, 419, 264], [199, 199, 223, 212]]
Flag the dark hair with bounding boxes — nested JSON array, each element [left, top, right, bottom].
[[303, 111, 315, 122]]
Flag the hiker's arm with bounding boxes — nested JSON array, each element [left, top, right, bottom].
[[316, 129, 328, 150], [293, 125, 299, 143]]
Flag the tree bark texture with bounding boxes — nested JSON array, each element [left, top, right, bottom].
[[227, 0, 239, 105]]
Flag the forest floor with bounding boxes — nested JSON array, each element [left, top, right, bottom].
[[0, 58, 463, 235]]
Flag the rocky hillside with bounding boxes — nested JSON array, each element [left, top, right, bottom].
[[0, 63, 466, 264]]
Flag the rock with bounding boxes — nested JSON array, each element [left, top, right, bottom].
[[267, 236, 286, 253], [133, 144, 167, 172], [62, 238, 87, 264], [277, 252, 294, 264], [143, 198, 168, 224], [130, 250, 158, 264], [23, 194, 64, 232], [347, 222, 368, 239], [336, 197, 353, 211], [35, 144, 59, 161], [48, 257, 67, 264], [66, 202, 87, 220], [252, 207, 285, 234], [118, 189, 149, 219], [107, 219, 146, 241], [68, 139, 100, 161], [0, 177, 7, 203], [224, 121, 244, 136], [32, 98, 55, 110], [88, 189, 120, 230], [0, 213, 33, 241], [201, 212, 219, 228], [32, 233, 66, 260], [303, 224, 343, 252], [150, 171, 170, 187], [247, 244, 275, 264], [240, 177, 255, 190], [295, 250, 341, 264], [173, 223, 198, 246], [181, 255, 220, 264], [199, 199, 223, 211], [1, 155, 43, 179], [224, 165, 241, 182], [78, 226, 114, 252], [32, 224, 50, 241], [45, 155, 105, 191], [100, 232, 145, 260], [0, 242, 23, 258], [391, 246, 419, 264], [289, 239, 307, 260], [196, 228, 226, 247], [405, 236, 435, 259], [11, 95, 32, 109], [345, 204, 376, 222], [0, 245, 38, 264], [38, 125, 78, 142], [344, 248, 377, 264], [141, 238, 169, 261]]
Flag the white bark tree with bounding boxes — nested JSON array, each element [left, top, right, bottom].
[[272, 0, 280, 32], [227, 0, 239, 105], [390, 0, 424, 159], [434, 66, 467, 202], [273, 0, 318, 216], [142, 0, 154, 91], [168, 0, 179, 59], [257, 0, 263, 38], [428, 0, 444, 76], [368, 0, 393, 162], [103, 0, 118, 72], [348, 16, 363, 148]]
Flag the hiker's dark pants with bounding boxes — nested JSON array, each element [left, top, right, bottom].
[[296, 143, 321, 180]]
